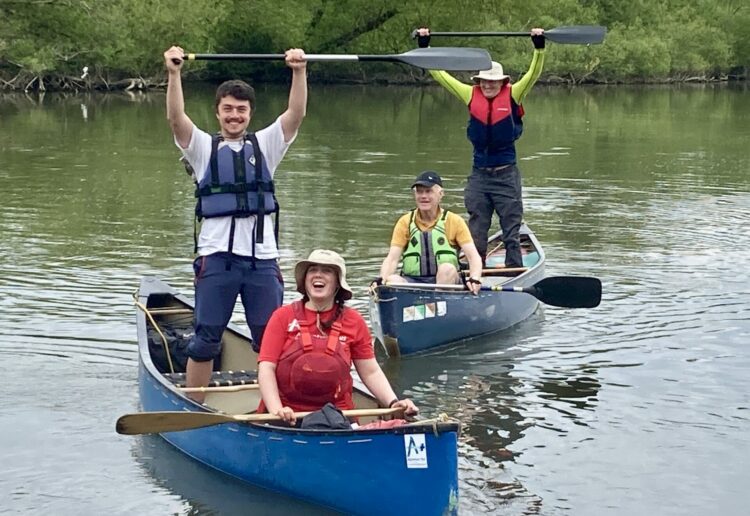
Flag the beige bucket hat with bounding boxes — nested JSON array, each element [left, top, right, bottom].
[[471, 61, 510, 82], [294, 249, 353, 300]]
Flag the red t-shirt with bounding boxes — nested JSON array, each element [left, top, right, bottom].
[[258, 303, 375, 365]]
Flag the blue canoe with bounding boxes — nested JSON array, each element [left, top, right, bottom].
[[369, 224, 546, 356], [134, 277, 460, 515]]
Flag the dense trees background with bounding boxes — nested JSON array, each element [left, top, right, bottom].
[[1, 0, 747, 90]]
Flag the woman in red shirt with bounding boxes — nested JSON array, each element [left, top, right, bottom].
[[258, 249, 419, 425]]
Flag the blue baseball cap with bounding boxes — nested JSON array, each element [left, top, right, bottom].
[[411, 170, 443, 188]]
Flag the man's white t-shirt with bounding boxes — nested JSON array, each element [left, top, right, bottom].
[[178, 117, 295, 259]]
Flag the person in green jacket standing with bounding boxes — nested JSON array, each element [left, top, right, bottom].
[[415, 27, 545, 269]]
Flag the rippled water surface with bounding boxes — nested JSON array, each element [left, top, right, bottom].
[[1, 83, 749, 515]]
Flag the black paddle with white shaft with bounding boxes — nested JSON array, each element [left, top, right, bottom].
[[413, 25, 607, 45], [175, 47, 492, 71], [384, 276, 602, 308]]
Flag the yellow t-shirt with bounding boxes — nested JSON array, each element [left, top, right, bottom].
[[390, 208, 473, 250]]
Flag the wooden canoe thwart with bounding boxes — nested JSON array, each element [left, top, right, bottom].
[[482, 267, 529, 276]]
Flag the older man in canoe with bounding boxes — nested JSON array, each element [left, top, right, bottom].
[[376, 171, 483, 294]]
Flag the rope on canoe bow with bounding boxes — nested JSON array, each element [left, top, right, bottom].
[[405, 413, 462, 437], [133, 289, 175, 374], [368, 283, 399, 303]]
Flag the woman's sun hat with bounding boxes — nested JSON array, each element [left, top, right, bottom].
[[471, 61, 510, 82], [294, 249, 353, 300]]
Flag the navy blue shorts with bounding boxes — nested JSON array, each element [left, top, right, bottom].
[[188, 253, 283, 360]]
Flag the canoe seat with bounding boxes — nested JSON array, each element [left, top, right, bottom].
[[163, 369, 258, 388]]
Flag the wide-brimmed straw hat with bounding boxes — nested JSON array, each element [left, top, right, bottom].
[[471, 61, 510, 82], [294, 249, 353, 300]]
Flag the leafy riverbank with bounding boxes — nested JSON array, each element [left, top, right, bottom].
[[2, 0, 748, 92]]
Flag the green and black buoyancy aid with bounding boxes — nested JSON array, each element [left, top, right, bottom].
[[401, 209, 459, 276], [194, 133, 279, 254]]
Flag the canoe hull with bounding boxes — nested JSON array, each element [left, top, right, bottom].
[[370, 225, 546, 355], [136, 277, 459, 515]]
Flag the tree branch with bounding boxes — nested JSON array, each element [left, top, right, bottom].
[[316, 9, 398, 52]]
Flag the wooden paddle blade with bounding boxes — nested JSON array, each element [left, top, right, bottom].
[[390, 47, 492, 71], [529, 276, 602, 308], [116, 407, 404, 435], [545, 25, 607, 45], [116, 411, 237, 435]]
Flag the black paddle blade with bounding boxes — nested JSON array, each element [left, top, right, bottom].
[[394, 47, 492, 71], [546, 25, 607, 45], [528, 276, 602, 308]]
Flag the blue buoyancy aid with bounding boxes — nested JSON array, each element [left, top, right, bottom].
[[194, 133, 279, 246], [466, 85, 525, 168], [401, 209, 459, 277]]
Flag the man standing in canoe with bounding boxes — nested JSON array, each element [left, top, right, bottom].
[[376, 171, 483, 294], [163, 45, 307, 401], [415, 27, 545, 269]]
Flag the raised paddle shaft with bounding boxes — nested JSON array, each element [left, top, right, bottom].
[[116, 407, 404, 435], [384, 276, 602, 308], [420, 25, 607, 45], [181, 47, 492, 71]]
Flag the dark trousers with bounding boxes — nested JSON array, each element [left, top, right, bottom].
[[464, 164, 524, 268], [188, 253, 284, 359]]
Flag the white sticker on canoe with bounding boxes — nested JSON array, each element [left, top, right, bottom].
[[404, 303, 446, 322], [404, 434, 428, 469]]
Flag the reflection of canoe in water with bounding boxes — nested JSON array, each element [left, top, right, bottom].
[[370, 224, 546, 356], [135, 434, 335, 515], [133, 277, 461, 515]]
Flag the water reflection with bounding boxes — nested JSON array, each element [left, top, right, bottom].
[[375, 309, 604, 513], [1, 84, 749, 515], [133, 435, 337, 515]]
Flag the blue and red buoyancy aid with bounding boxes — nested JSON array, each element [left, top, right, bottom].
[[271, 301, 354, 413], [466, 84, 525, 168]]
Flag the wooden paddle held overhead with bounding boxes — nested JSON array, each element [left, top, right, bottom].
[[413, 25, 607, 45], [177, 47, 492, 71]]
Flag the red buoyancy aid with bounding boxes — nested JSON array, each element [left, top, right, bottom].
[[272, 301, 354, 412], [467, 84, 525, 167], [468, 83, 515, 125]]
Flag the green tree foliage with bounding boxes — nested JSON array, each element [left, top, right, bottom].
[[0, 0, 223, 88], [0, 0, 747, 90]]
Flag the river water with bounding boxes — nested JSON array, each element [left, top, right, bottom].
[[1, 82, 748, 515]]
